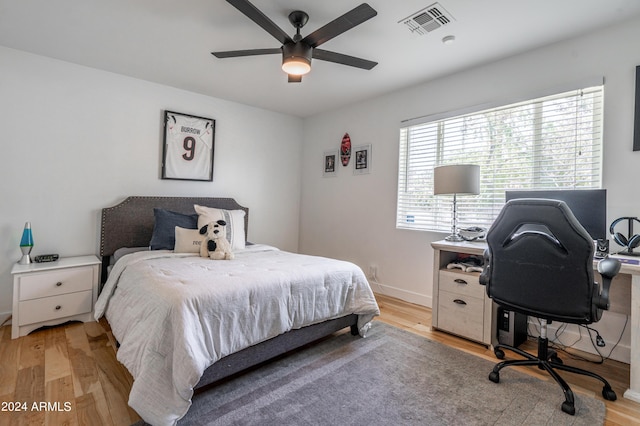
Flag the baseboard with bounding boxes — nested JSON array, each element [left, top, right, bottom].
[[541, 321, 630, 364], [0, 312, 12, 327], [369, 280, 431, 307], [623, 388, 640, 403]]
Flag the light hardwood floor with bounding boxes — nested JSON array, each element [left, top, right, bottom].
[[0, 294, 638, 425]]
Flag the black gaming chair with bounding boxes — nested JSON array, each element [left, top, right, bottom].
[[479, 198, 621, 415]]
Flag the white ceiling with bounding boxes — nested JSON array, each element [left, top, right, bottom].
[[2, 0, 640, 117]]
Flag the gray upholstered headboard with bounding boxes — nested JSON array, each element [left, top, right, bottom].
[[100, 196, 249, 282]]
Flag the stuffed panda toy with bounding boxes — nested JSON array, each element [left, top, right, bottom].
[[199, 220, 234, 260]]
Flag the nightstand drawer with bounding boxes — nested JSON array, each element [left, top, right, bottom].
[[18, 266, 94, 301], [438, 270, 484, 299], [437, 290, 485, 342], [18, 290, 93, 326]]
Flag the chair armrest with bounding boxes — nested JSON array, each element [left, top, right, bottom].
[[595, 257, 621, 310]]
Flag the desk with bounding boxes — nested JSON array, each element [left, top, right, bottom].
[[431, 239, 640, 403]]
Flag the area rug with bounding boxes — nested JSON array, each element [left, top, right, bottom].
[[155, 322, 605, 425]]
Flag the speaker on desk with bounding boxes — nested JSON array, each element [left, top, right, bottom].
[[497, 306, 527, 348], [595, 238, 609, 258]]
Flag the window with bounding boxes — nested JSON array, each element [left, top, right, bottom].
[[396, 85, 604, 233]]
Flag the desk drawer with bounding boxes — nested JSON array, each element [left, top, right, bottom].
[[437, 290, 484, 342], [18, 290, 93, 325], [439, 270, 484, 299], [18, 267, 94, 301]]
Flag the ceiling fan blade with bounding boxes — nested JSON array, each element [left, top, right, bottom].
[[302, 3, 377, 48], [312, 49, 377, 70], [288, 74, 302, 83], [226, 0, 293, 45], [212, 48, 281, 58]]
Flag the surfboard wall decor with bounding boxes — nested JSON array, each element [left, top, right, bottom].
[[340, 133, 351, 166]]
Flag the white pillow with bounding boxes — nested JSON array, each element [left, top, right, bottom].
[[174, 226, 202, 253], [194, 205, 246, 250]]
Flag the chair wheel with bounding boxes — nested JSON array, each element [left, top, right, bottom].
[[494, 348, 505, 359], [561, 401, 576, 415], [488, 371, 500, 383], [602, 387, 617, 401]]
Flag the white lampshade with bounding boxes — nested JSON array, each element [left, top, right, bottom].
[[434, 164, 480, 195]]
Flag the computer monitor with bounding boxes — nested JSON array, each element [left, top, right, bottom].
[[504, 189, 607, 241]]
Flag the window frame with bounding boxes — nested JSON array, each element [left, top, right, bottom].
[[396, 85, 604, 234]]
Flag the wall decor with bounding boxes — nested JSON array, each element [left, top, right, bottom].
[[323, 150, 338, 177], [353, 144, 371, 175], [634, 65, 640, 151], [162, 110, 215, 181], [340, 133, 351, 166]]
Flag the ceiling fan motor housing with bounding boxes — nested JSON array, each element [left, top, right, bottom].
[[282, 42, 312, 64]]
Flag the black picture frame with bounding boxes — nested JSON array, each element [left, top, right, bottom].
[[323, 149, 338, 177], [161, 110, 215, 181], [353, 144, 371, 175], [634, 66, 640, 151]]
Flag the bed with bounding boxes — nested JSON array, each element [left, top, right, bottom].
[[95, 196, 380, 426]]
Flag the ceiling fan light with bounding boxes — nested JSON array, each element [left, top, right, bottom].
[[282, 57, 311, 75], [282, 42, 312, 76]]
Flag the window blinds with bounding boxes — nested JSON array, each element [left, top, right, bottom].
[[396, 85, 604, 233]]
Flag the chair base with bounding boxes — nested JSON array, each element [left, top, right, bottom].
[[488, 336, 617, 415]]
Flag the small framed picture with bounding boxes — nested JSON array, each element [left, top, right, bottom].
[[323, 150, 338, 177], [353, 144, 371, 175], [162, 110, 215, 181]]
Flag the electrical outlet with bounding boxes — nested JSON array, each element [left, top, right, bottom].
[[368, 264, 378, 281]]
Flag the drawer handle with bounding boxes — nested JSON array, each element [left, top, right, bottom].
[[453, 299, 467, 306], [454, 278, 468, 285], [55, 282, 63, 287], [55, 305, 62, 310]]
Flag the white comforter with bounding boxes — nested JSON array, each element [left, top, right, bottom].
[[94, 245, 380, 426]]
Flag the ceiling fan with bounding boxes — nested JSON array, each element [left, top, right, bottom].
[[212, 0, 378, 83]]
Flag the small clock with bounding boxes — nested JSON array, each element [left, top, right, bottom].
[[162, 110, 215, 181]]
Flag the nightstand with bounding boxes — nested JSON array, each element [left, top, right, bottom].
[[11, 255, 100, 339]]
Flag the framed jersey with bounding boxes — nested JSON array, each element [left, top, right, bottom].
[[162, 110, 215, 181]]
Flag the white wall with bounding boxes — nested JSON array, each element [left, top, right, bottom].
[[300, 16, 640, 362], [0, 46, 303, 320]]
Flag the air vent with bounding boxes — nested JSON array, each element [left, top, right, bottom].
[[399, 3, 455, 36]]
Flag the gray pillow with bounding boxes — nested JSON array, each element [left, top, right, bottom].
[[149, 208, 198, 250]]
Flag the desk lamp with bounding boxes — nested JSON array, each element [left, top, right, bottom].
[[434, 164, 480, 241]]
